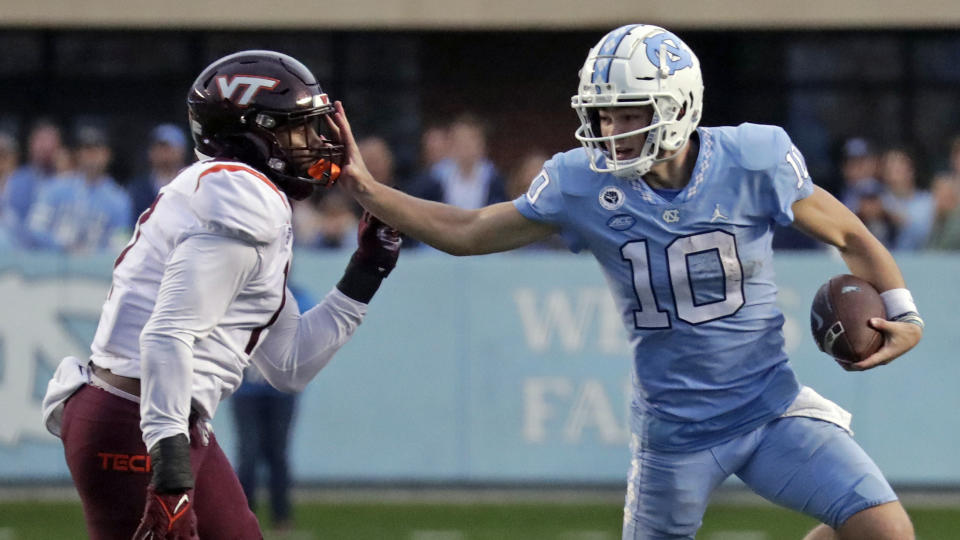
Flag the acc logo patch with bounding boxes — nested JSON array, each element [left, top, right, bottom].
[[643, 32, 694, 75], [599, 186, 625, 210], [607, 214, 636, 231]]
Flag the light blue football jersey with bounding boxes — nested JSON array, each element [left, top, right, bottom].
[[514, 123, 816, 452]]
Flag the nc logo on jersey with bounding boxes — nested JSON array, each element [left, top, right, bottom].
[[643, 32, 694, 75], [215, 75, 280, 106], [607, 214, 636, 231], [599, 186, 625, 210], [661, 209, 680, 223]]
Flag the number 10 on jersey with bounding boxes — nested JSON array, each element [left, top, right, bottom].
[[620, 230, 745, 328]]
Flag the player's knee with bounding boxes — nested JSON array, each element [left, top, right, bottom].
[[838, 502, 913, 540]]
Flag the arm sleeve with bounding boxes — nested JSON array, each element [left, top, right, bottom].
[[737, 125, 815, 226], [139, 233, 260, 450], [769, 142, 815, 225], [512, 158, 566, 225], [249, 287, 367, 393]]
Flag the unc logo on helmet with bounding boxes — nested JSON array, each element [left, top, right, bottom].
[[643, 32, 694, 75]]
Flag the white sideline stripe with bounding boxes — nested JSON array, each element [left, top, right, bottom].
[[410, 531, 465, 540], [708, 532, 768, 540]]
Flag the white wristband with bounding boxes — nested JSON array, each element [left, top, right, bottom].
[[880, 288, 918, 319]]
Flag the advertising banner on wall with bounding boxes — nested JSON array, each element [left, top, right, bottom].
[[0, 251, 956, 485]]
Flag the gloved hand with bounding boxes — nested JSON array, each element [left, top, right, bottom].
[[131, 485, 198, 540], [354, 211, 401, 278], [336, 211, 402, 303]]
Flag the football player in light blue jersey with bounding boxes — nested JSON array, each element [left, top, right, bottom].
[[334, 24, 923, 540]]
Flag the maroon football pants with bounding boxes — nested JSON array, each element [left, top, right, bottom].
[[61, 384, 262, 539]]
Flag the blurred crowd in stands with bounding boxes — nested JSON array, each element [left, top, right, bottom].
[[2, 115, 960, 254]]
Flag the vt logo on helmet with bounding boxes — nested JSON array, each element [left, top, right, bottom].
[[215, 75, 280, 106], [188, 50, 343, 200], [572, 25, 704, 179]]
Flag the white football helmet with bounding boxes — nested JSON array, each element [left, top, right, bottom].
[[572, 24, 704, 179]]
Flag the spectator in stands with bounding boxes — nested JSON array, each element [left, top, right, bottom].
[[928, 135, 960, 250], [312, 188, 359, 250], [25, 125, 132, 253], [292, 187, 359, 250], [1, 119, 64, 247], [425, 114, 507, 209], [405, 123, 450, 197], [232, 362, 298, 532], [0, 132, 18, 194], [505, 150, 550, 201], [839, 137, 881, 212], [421, 124, 450, 174], [127, 123, 188, 220], [855, 179, 897, 249], [878, 147, 934, 251], [359, 136, 400, 188], [0, 132, 20, 249]]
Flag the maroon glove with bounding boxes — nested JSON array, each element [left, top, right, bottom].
[[131, 485, 198, 540], [354, 211, 401, 277], [337, 211, 401, 303]]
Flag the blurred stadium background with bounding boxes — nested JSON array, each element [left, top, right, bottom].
[[1, 1, 960, 538]]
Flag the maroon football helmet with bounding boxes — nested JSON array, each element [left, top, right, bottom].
[[187, 50, 343, 200]]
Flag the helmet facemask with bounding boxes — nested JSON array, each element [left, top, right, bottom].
[[252, 107, 344, 199]]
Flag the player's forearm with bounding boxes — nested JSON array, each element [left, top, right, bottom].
[[350, 177, 481, 255], [837, 231, 906, 293], [139, 334, 195, 450], [251, 288, 365, 392], [792, 187, 906, 292]]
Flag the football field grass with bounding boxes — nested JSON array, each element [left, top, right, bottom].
[[1, 499, 959, 539]]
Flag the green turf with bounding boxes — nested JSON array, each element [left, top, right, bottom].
[[0, 500, 957, 539]]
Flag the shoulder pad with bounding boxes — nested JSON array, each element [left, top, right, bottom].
[[731, 123, 792, 172], [547, 148, 601, 197], [189, 162, 290, 244]]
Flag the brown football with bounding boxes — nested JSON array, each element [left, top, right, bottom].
[[810, 274, 886, 366]]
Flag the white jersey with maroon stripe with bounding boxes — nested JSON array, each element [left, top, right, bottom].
[[76, 158, 366, 449], [93, 159, 292, 369]]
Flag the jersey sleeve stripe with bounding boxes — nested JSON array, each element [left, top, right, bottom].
[[196, 163, 287, 206]]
